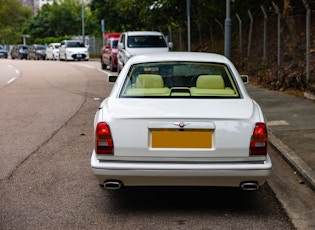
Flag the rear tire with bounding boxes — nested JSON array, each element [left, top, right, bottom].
[[101, 58, 107, 69], [117, 64, 121, 73], [110, 59, 116, 72]]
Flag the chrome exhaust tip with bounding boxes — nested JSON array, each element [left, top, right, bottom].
[[104, 180, 122, 190], [240, 182, 259, 191]]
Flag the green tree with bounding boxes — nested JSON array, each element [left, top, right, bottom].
[[90, 0, 141, 32], [139, 0, 185, 32], [0, 0, 32, 44], [23, 0, 99, 42], [24, 1, 81, 39], [90, 0, 185, 34]]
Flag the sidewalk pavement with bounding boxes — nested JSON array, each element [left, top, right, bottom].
[[246, 84, 315, 191]]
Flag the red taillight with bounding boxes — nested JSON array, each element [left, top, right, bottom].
[[95, 122, 114, 154], [250, 122, 268, 156]]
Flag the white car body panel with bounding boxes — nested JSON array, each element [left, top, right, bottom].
[[46, 43, 60, 60], [59, 47, 89, 61], [95, 98, 260, 159], [91, 153, 271, 187], [59, 40, 89, 61], [91, 52, 272, 189], [117, 31, 171, 72]]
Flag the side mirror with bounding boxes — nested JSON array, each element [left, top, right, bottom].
[[108, 75, 118, 83], [118, 42, 124, 50], [168, 42, 173, 50], [240, 75, 249, 84]]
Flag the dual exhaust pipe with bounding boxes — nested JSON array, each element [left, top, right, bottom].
[[103, 180, 259, 191]]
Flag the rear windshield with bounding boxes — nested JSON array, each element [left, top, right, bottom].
[[127, 35, 167, 48], [37, 46, 46, 50], [119, 61, 240, 98]]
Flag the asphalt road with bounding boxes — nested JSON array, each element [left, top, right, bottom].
[[0, 59, 302, 229]]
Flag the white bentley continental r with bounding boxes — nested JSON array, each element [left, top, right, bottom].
[[91, 52, 272, 190]]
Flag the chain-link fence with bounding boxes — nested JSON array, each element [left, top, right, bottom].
[[91, 1, 314, 89], [167, 1, 315, 88]]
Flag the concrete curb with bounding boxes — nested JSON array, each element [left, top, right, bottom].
[[304, 92, 315, 101], [269, 131, 315, 192]]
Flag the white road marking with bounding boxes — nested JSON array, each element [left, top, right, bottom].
[[72, 63, 95, 69], [97, 68, 108, 74]]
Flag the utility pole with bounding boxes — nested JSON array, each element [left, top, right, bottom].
[[186, 0, 191, 52], [82, 0, 85, 45], [224, 0, 233, 59]]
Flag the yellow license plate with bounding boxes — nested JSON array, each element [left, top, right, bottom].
[[151, 129, 212, 148]]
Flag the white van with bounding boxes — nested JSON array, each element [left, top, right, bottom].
[[117, 31, 173, 72]]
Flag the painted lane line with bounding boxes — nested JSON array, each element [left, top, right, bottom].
[[72, 63, 95, 69], [97, 68, 108, 74]]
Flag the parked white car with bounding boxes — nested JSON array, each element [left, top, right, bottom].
[[46, 43, 60, 60], [117, 31, 173, 73], [91, 52, 272, 191], [59, 40, 89, 61]]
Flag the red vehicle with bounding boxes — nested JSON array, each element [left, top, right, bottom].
[[100, 32, 121, 72]]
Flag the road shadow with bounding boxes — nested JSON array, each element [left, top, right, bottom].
[[101, 183, 281, 215]]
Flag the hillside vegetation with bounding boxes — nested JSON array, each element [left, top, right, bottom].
[[90, 0, 315, 95], [0, 0, 314, 96]]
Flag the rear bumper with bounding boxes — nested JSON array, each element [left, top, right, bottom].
[[91, 152, 272, 187], [0, 53, 8, 58], [19, 53, 28, 59]]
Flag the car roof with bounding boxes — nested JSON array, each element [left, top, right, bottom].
[[128, 52, 230, 64], [124, 31, 165, 36], [61, 40, 83, 43], [33, 44, 46, 47], [106, 37, 120, 41], [104, 32, 121, 38], [65, 40, 82, 42]]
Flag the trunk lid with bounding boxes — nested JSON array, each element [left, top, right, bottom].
[[99, 98, 259, 160]]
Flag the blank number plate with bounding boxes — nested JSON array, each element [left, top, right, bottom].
[[151, 129, 212, 148]]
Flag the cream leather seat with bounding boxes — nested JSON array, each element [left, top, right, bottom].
[[190, 75, 235, 96], [124, 74, 170, 96]]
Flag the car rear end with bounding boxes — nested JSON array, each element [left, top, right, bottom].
[[0, 45, 8, 58], [91, 52, 271, 190], [19, 45, 29, 59], [91, 99, 271, 190], [36, 45, 47, 60]]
